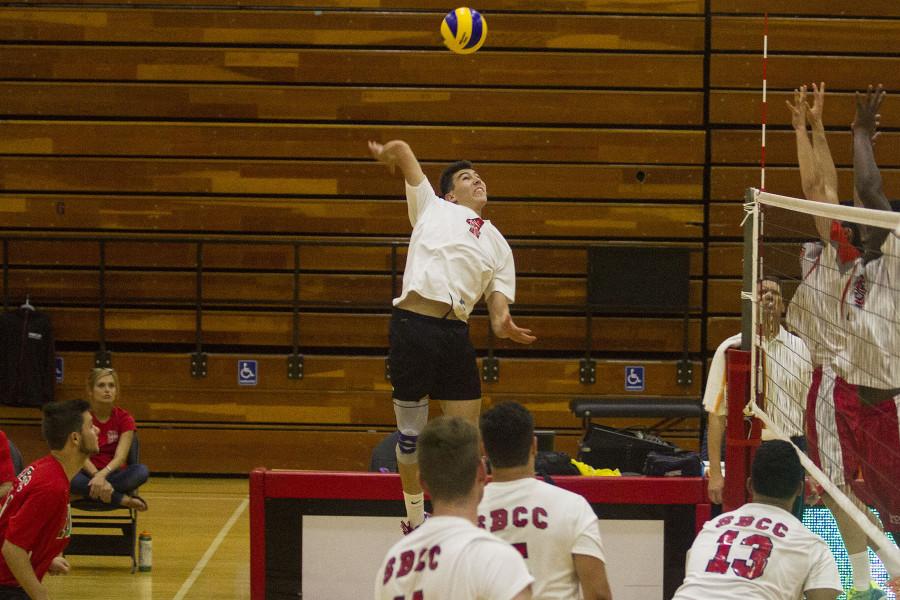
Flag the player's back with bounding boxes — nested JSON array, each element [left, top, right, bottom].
[[673, 503, 839, 600], [375, 515, 532, 600], [478, 478, 604, 600]]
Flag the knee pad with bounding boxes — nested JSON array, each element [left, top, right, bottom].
[[394, 397, 429, 465]]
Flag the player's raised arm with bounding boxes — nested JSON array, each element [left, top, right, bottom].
[[852, 85, 892, 258], [787, 84, 830, 241], [368, 140, 426, 187]]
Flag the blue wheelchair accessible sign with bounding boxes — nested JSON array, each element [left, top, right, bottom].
[[624, 366, 645, 392], [55, 356, 64, 383], [238, 360, 258, 386]]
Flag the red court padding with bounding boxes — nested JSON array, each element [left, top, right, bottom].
[[249, 469, 709, 599]]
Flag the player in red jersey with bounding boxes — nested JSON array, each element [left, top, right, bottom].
[[0, 399, 100, 600]]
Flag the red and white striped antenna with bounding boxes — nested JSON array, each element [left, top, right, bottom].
[[760, 12, 768, 191]]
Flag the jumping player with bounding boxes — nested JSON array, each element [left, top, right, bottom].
[[836, 84, 900, 543], [673, 440, 841, 600], [0, 399, 100, 600], [368, 139, 536, 534], [478, 402, 612, 600], [374, 416, 533, 600], [785, 82, 895, 597]]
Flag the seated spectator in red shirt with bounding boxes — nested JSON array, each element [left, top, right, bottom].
[[69, 368, 149, 511]]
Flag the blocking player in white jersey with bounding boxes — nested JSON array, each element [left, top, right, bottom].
[[375, 416, 533, 600], [835, 84, 900, 543], [477, 402, 611, 600], [785, 82, 895, 598], [673, 440, 841, 600], [369, 139, 536, 534]]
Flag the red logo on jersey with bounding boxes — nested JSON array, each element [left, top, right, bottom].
[[852, 274, 867, 308], [479, 506, 548, 532], [466, 217, 484, 239]]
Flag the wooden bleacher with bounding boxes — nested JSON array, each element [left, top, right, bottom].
[[3, 0, 899, 472]]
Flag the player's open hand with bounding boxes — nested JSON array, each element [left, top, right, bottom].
[[368, 140, 403, 174], [492, 314, 536, 345], [853, 84, 885, 136], [785, 85, 808, 131], [807, 82, 826, 127]]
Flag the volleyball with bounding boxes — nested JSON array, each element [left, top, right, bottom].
[[440, 7, 487, 55]]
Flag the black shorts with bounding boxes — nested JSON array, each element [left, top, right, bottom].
[[388, 308, 481, 402], [0, 586, 29, 600]]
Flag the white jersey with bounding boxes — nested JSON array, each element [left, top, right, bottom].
[[478, 478, 605, 600], [759, 327, 811, 437], [374, 515, 533, 600], [394, 179, 516, 321], [703, 329, 809, 438], [786, 241, 853, 367], [673, 503, 840, 600], [834, 232, 900, 389]]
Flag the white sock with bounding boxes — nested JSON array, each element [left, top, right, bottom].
[[874, 544, 900, 580], [404, 492, 425, 527], [849, 551, 871, 591]]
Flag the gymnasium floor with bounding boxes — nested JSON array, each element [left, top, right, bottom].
[[48, 478, 249, 600]]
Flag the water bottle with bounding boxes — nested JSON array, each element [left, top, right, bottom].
[[138, 531, 152, 572]]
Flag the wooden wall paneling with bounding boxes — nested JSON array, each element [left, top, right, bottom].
[[710, 0, 899, 17], [0, 195, 705, 239], [0, 46, 705, 88], [0, 162, 704, 201], [41, 308, 702, 353], [709, 91, 900, 127], [713, 130, 900, 167], [710, 55, 900, 90], [708, 202, 818, 240], [707, 316, 742, 351], [712, 16, 900, 53], [0, 240, 705, 277], [14, 0, 705, 13], [0, 10, 704, 51], [3, 268, 707, 310], [710, 166, 900, 202], [0, 83, 705, 126], [708, 242, 802, 278], [0, 121, 707, 165]]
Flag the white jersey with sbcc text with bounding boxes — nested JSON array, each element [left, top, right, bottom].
[[374, 515, 533, 600], [393, 179, 516, 321], [835, 233, 900, 389], [672, 503, 840, 600], [786, 241, 853, 368], [477, 478, 605, 600]]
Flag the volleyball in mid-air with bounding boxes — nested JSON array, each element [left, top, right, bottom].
[[441, 7, 487, 55]]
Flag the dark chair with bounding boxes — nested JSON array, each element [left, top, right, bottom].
[[67, 434, 142, 572]]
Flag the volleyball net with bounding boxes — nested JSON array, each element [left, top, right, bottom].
[[742, 188, 900, 590]]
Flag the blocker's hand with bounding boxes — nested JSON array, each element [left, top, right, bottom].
[[785, 84, 808, 131], [853, 84, 885, 137]]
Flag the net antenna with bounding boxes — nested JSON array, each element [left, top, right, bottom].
[[747, 187, 900, 579]]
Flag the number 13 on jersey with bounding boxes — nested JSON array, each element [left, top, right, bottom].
[[705, 529, 774, 580]]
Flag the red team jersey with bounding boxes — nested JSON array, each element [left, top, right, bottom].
[[0, 431, 16, 485], [90, 407, 136, 471], [0, 455, 71, 587]]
